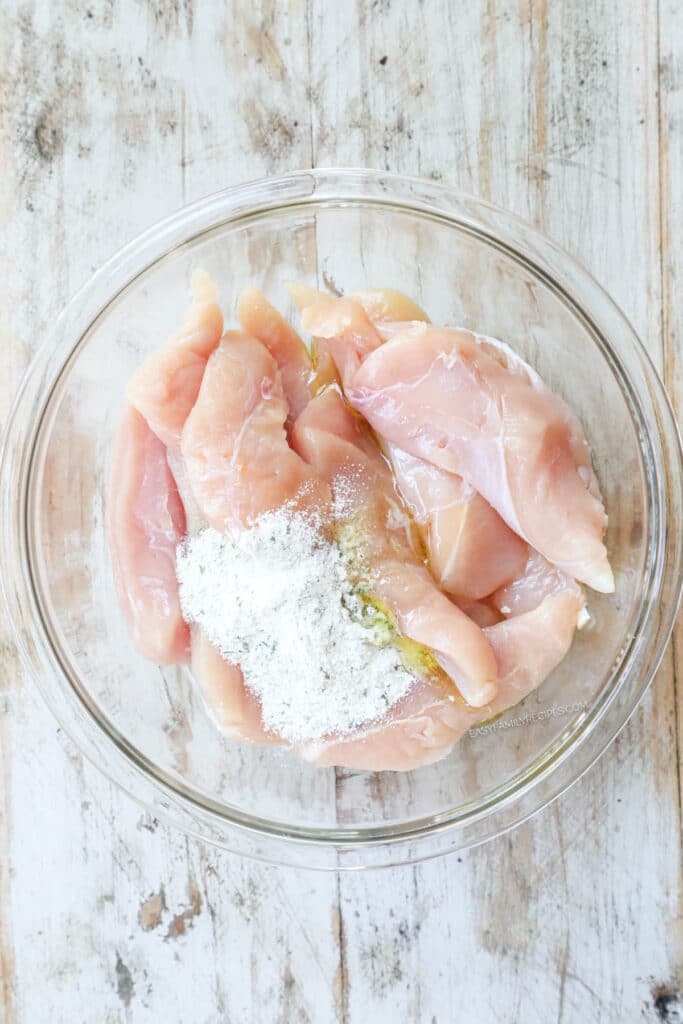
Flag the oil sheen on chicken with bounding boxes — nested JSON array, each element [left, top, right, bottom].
[[292, 387, 499, 708]]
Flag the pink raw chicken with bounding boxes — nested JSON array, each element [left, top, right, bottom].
[[292, 387, 499, 708], [454, 598, 503, 629], [300, 574, 584, 770], [191, 630, 277, 745], [179, 330, 328, 743], [294, 288, 529, 600], [107, 404, 190, 665], [236, 286, 312, 426], [346, 290, 527, 599], [288, 282, 429, 332], [127, 269, 224, 450], [347, 322, 613, 593], [166, 449, 204, 535], [125, 273, 280, 742], [294, 289, 381, 389], [287, 284, 391, 394], [387, 445, 527, 599], [181, 332, 329, 529], [350, 287, 430, 323], [491, 550, 580, 618]]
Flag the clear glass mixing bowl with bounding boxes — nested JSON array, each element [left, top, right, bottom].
[[2, 169, 682, 868]]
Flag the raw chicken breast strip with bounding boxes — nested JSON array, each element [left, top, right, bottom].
[[492, 549, 579, 618], [286, 284, 417, 392], [300, 581, 584, 771], [295, 289, 529, 599], [386, 445, 528, 600], [125, 273, 278, 743], [127, 269, 224, 450], [165, 449, 204, 535], [287, 283, 429, 327], [455, 598, 503, 629], [347, 322, 613, 593], [292, 388, 499, 708], [361, 294, 527, 597], [285, 285, 342, 394], [236, 286, 312, 425], [181, 332, 329, 529], [298, 292, 382, 387], [178, 330, 329, 745], [107, 404, 190, 665], [191, 630, 276, 745], [350, 288, 430, 323]]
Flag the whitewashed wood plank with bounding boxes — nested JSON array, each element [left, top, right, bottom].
[[0, 2, 342, 1022], [656, 1, 683, 1014], [308, 1, 682, 1020], [1, 1, 681, 1022]]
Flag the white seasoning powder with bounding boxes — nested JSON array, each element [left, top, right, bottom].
[[175, 509, 416, 741]]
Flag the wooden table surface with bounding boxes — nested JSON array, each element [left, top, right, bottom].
[[1, 1, 682, 1021]]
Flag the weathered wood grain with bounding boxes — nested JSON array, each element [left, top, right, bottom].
[[659, 2, 683, 1016], [309, 3, 682, 1021], [0, 0, 681, 1022], [0, 3, 341, 1023]]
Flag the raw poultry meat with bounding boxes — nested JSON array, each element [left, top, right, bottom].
[[120, 276, 279, 741], [175, 325, 331, 744], [127, 269, 224, 450], [347, 322, 613, 592], [386, 445, 528, 599], [349, 287, 430, 323], [191, 629, 277, 745], [300, 581, 584, 770], [107, 404, 190, 665], [485, 587, 583, 700], [292, 387, 499, 708], [294, 288, 528, 599], [181, 331, 329, 529], [178, 330, 331, 744], [288, 282, 429, 334], [455, 598, 503, 629], [492, 549, 577, 618], [298, 678, 474, 771], [111, 272, 611, 772], [298, 292, 381, 389], [236, 286, 312, 426]]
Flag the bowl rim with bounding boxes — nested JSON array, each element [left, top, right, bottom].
[[2, 167, 682, 869]]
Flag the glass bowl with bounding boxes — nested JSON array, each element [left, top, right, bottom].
[[2, 169, 682, 869]]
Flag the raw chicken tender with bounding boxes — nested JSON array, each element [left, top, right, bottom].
[[455, 598, 504, 629], [350, 288, 430, 324], [299, 294, 381, 389], [293, 388, 499, 708], [166, 449, 205, 535], [182, 332, 329, 529], [348, 323, 613, 592], [180, 328, 327, 745], [288, 283, 429, 331], [127, 270, 223, 450], [107, 404, 189, 665], [295, 288, 528, 599], [387, 445, 527, 599], [301, 582, 584, 770], [492, 550, 578, 618], [191, 630, 278, 745], [123, 274, 267, 731], [237, 286, 312, 425], [298, 679, 475, 771], [485, 588, 584, 704], [126, 275, 303, 742], [111, 274, 608, 770]]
